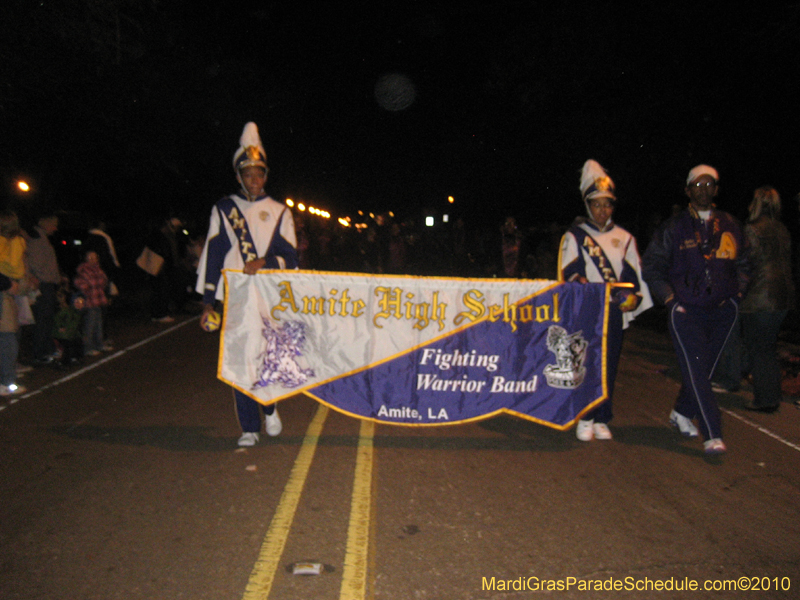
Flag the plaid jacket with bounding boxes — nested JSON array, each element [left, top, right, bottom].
[[74, 262, 108, 309]]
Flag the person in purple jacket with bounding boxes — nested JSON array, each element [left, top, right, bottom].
[[642, 165, 749, 454]]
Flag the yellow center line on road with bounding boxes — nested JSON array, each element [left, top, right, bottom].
[[241, 404, 329, 600], [340, 419, 376, 600]]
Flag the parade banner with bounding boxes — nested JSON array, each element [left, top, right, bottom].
[[219, 271, 611, 430]]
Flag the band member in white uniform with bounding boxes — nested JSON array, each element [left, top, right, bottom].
[[196, 122, 298, 447], [558, 159, 652, 441]]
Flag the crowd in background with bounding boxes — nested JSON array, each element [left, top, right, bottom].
[[3, 186, 800, 396], [288, 211, 566, 280], [0, 210, 122, 395]]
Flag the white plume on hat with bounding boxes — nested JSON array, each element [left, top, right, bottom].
[[580, 159, 616, 201], [232, 122, 267, 172], [686, 164, 719, 185]]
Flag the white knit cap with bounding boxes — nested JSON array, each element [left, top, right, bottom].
[[686, 164, 719, 185]]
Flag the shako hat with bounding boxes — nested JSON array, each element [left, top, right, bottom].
[[232, 122, 267, 173], [580, 159, 616, 202]]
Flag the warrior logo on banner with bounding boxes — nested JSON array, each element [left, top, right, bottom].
[[544, 326, 588, 389], [253, 319, 315, 390], [220, 271, 611, 430]]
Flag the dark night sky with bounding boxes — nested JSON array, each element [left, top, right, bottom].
[[2, 1, 799, 239]]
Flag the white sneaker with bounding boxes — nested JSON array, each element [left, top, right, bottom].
[[576, 419, 594, 441], [593, 422, 613, 440], [0, 383, 26, 396], [703, 438, 727, 454], [237, 432, 260, 447], [669, 410, 699, 438], [265, 409, 282, 437]]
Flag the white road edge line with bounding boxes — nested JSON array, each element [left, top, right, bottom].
[[721, 407, 800, 453], [0, 317, 198, 412]]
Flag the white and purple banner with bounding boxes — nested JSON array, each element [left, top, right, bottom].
[[219, 271, 611, 429]]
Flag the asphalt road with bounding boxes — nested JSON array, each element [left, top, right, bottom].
[[1, 309, 799, 600]]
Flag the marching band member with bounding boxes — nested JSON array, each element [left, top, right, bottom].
[[196, 122, 298, 447], [558, 159, 652, 441]]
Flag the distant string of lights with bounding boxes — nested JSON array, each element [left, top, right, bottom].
[[285, 198, 330, 219], [12, 176, 456, 233], [285, 196, 455, 229]]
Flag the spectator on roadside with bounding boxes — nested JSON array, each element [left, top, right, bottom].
[[294, 212, 312, 269], [86, 218, 120, 292], [85, 218, 120, 350], [500, 216, 527, 278], [0, 210, 28, 395], [73, 249, 109, 357], [25, 213, 61, 365], [53, 281, 83, 367], [388, 222, 408, 274], [449, 217, 469, 276], [739, 186, 794, 413], [139, 216, 182, 323]]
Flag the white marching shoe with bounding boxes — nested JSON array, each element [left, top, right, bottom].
[[592, 422, 613, 440], [265, 409, 282, 437], [576, 419, 594, 441], [669, 410, 699, 438], [237, 432, 260, 447]]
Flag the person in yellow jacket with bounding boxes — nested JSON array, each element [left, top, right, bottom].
[[0, 210, 28, 395]]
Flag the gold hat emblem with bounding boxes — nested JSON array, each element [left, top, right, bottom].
[[595, 176, 613, 192]]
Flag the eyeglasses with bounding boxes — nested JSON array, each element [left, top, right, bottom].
[[691, 181, 716, 189]]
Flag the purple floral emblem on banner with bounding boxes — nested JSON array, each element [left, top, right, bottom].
[[253, 319, 315, 389]]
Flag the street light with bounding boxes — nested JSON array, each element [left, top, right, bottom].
[[17, 180, 30, 193]]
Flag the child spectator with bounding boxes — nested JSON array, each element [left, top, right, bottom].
[[73, 250, 108, 357], [53, 282, 83, 367], [0, 210, 28, 395]]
